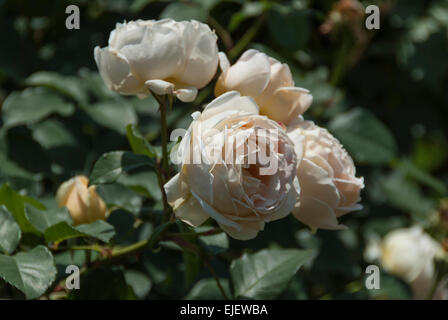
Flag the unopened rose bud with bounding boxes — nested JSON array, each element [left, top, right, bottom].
[[56, 175, 108, 225]]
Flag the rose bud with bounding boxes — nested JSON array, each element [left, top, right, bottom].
[[94, 19, 219, 102], [56, 176, 108, 226], [215, 49, 313, 125]]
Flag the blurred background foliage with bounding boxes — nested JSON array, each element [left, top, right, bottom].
[[0, 0, 447, 300]]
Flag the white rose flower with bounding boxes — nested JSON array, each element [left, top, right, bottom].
[[94, 19, 219, 102], [287, 117, 364, 230], [215, 49, 313, 125], [372, 226, 446, 300], [56, 176, 108, 226], [164, 91, 301, 240]]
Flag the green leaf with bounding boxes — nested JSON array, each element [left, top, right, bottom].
[[89, 151, 154, 185], [183, 250, 201, 290], [85, 99, 137, 134], [124, 270, 152, 299], [229, 2, 266, 31], [185, 278, 232, 300], [379, 171, 434, 221], [126, 124, 157, 158], [329, 108, 398, 165], [0, 206, 22, 254], [44, 220, 115, 244], [160, 2, 207, 22], [267, 5, 311, 50], [25, 71, 88, 105], [2, 88, 75, 129], [31, 119, 77, 149], [75, 221, 116, 242], [0, 246, 57, 299], [96, 183, 142, 215], [198, 230, 229, 255], [399, 159, 447, 194], [0, 184, 44, 235], [118, 171, 162, 201], [78, 68, 118, 100], [230, 248, 314, 299], [25, 206, 72, 234]]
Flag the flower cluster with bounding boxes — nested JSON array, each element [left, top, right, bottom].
[[60, 18, 364, 240]]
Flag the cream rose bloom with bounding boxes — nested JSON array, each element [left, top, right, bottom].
[[56, 176, 108, 226], [373, 227, 446, 300], [94, 19, 219, 102], [286, 117, 364, 230], [215, 49, 312, 125], [164, 91, 301, 240]]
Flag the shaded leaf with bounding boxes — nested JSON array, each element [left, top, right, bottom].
[[124, 270, 152, 299], [0, 184, 44, 235], [126, 124, 157, 158], [185, 278, 231, 300], [85, 99, 137, 134], [329, 108, 398, 165], [25, 71, 88, 105], [44, 220, 115, 244], [25, 206, 72, 234], [230, 248, 314, 299], [2, 88, 74, 129], [90, 151, 154, 185]]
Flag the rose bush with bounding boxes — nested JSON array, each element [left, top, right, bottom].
[[2, 0, 447, 301], [94, 19, 218, 102], [164, 91, 301, 240]]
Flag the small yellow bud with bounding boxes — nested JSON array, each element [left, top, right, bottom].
[[56, 175, 108, 226]]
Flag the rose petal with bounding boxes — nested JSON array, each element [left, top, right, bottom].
[[174, 86, 198, 102], [220, 49, 271, 97], [94, 47, 144, 95], [293, 196, 345, 230], [145, 79, 175, 95], [218, 220, 264, 240], [261, 87, 313, 125]]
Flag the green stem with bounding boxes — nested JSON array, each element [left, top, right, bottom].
[[160, 95, 170, 180], [204, 258, 229, 300], [229, 14, 265, 60], [111, 240, 149, 258], [208, 15, 233, 51], [150, 91, 173, 223]]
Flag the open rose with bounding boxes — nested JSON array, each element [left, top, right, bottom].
[[215, 49, 312, 125], [56, 176, 108, 225], [164, 91, 301, 240], [287, 117, 364, 230], [94, 19, 218, 102], [367, 226, 446, 300]]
